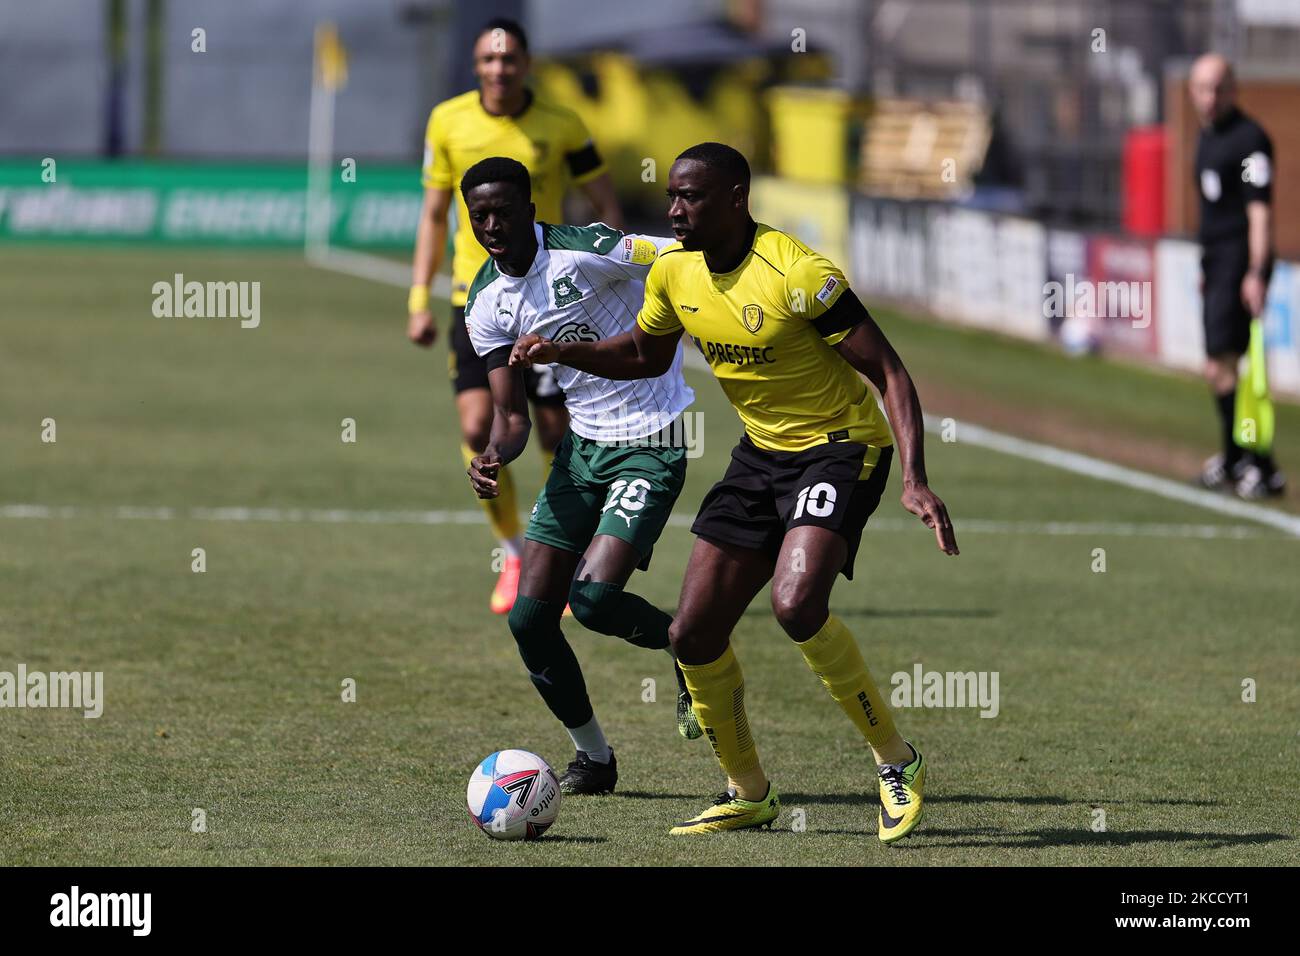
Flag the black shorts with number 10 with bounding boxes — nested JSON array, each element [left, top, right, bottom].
[[691, 436, 894, 580]]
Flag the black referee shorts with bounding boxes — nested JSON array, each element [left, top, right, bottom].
[[691, 436, 893, 580], [1201, 238, 1268, 357], [447, 306, 566, 405]]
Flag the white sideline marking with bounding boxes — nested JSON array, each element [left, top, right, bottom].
[[0, 504, 1284, 539], [306, 246, 451, 295], [294, 265, 1298, 537], [929, 415, 1300, 537]]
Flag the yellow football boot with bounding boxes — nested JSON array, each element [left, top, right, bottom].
[[878, 742, 925, 844], [670, 784, 780, 835]]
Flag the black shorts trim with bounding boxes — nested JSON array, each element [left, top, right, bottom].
[[690, 436, 893, 580], [448, 307, 566, 405]]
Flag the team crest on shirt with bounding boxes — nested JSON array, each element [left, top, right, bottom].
[[533, 141, 549, 163], [553, 321, 599, 343], [552, 276, 583, 306], [742, 303, 764, 333]]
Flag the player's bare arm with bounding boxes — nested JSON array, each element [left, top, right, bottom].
[[408, 186, 452, 346], [1242, 199, 1272, 317], [509, 324, 677, 381], [834, 313, 959, 556], [578, 173, 625, 231], [468, 363, 531, 498]]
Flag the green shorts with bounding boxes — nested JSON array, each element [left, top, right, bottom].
[[526, 429, 688, 571]]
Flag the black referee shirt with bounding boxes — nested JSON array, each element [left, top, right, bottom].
[[1194, 106, 1273, 244]]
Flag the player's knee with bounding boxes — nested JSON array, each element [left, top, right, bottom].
[[669, 615, 720, 665], [771, 583, 826, 641], [567, 579, 621, 635], [507, 595, 561, 651]]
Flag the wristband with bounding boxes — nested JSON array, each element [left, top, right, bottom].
[[408, 285, 430, 314]]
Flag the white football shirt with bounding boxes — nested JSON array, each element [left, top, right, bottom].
[[466, 222, 694, 443]]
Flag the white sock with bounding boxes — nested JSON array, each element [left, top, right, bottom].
[[566, 716, 611, 763], [501, 536, 524, 559]]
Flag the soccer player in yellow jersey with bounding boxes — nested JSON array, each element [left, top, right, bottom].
[[512, 143, 959, 843], [407, 18, 623, 614]]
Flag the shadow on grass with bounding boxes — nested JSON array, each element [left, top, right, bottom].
[[538, 835, 608, 844], [896, 827, 1292, 851], [781, 793, 1224, 808], [739, 608, 997, 621]]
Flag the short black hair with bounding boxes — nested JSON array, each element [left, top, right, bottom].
[[675, 142, 751, 187], [460, 156, 532, 200], [478, 17, 528, 54]]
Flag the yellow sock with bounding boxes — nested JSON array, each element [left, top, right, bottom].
[[797, 614, 910, 765], [678, 645, 767, 801], [538, 446, 555, 486], [461, 443, 520, 542]]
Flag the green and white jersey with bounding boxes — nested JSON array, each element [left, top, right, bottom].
[[466, 222, 694, 443]]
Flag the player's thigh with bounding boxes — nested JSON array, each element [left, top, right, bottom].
[[523, 433, 602, 561], [531, 402, 569, 452], [455, 389, 492, 450], [590, 445, 687, 570], [573, 534, 643, 587], [775, 443, 892, 584], [517, 538, 581, 605], [771, 526, 847, 639], [672, 535, 774, 665]]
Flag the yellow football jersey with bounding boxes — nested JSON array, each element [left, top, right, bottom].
[[422, 90, 607, 306], [637, 223, 893, 454]]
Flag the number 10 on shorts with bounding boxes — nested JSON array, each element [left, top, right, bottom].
[[793, 482, 837, 519]]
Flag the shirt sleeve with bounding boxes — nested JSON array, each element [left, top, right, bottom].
[[635, 256, 682, 336], [465, 291, 515, 361], [562, 112, 607, 185], [421, 106, 453, 190], [582, 228, 677, 284], [785, 253, 867, 347], [1241, 127, 1274, 205]]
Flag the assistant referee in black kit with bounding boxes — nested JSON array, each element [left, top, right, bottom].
[[1190, 53, 1284, 498]]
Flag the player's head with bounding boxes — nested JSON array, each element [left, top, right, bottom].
[[666, 143, 751, 252], [1189, 53, 1236, 126], [473, 18, 530, 101], [461, 156, 535, 261]]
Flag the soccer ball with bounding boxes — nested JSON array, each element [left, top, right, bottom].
[[466, 749, 562, 840]]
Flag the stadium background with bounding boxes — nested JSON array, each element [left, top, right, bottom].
[[2, 0, 1297, 867]]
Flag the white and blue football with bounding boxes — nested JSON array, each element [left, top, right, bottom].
[[467, 749, 561, 840]]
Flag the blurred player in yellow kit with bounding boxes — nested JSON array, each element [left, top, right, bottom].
[[514, 144, 958, 842], [407, 18, 623, 613]]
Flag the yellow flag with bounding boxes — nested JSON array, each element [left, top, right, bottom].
[[315, 23, 348, 92], [1234, 318, 1274, 454]]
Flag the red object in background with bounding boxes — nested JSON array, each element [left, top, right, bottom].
[[1123, 126, 1166, 237]]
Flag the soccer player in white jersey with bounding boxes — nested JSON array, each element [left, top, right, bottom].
[[460, 157, 699, 795]]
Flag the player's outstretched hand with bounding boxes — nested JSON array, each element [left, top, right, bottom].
[[901, 483, 959, 555], [468, 451, 501, 499], [510, 333, 558, 368], [408, 310, 437, 347]]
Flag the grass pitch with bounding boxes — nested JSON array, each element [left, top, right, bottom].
[[1, 246, 1297, 866]]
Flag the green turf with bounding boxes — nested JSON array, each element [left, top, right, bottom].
[[1, 247, 1297, 866]]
